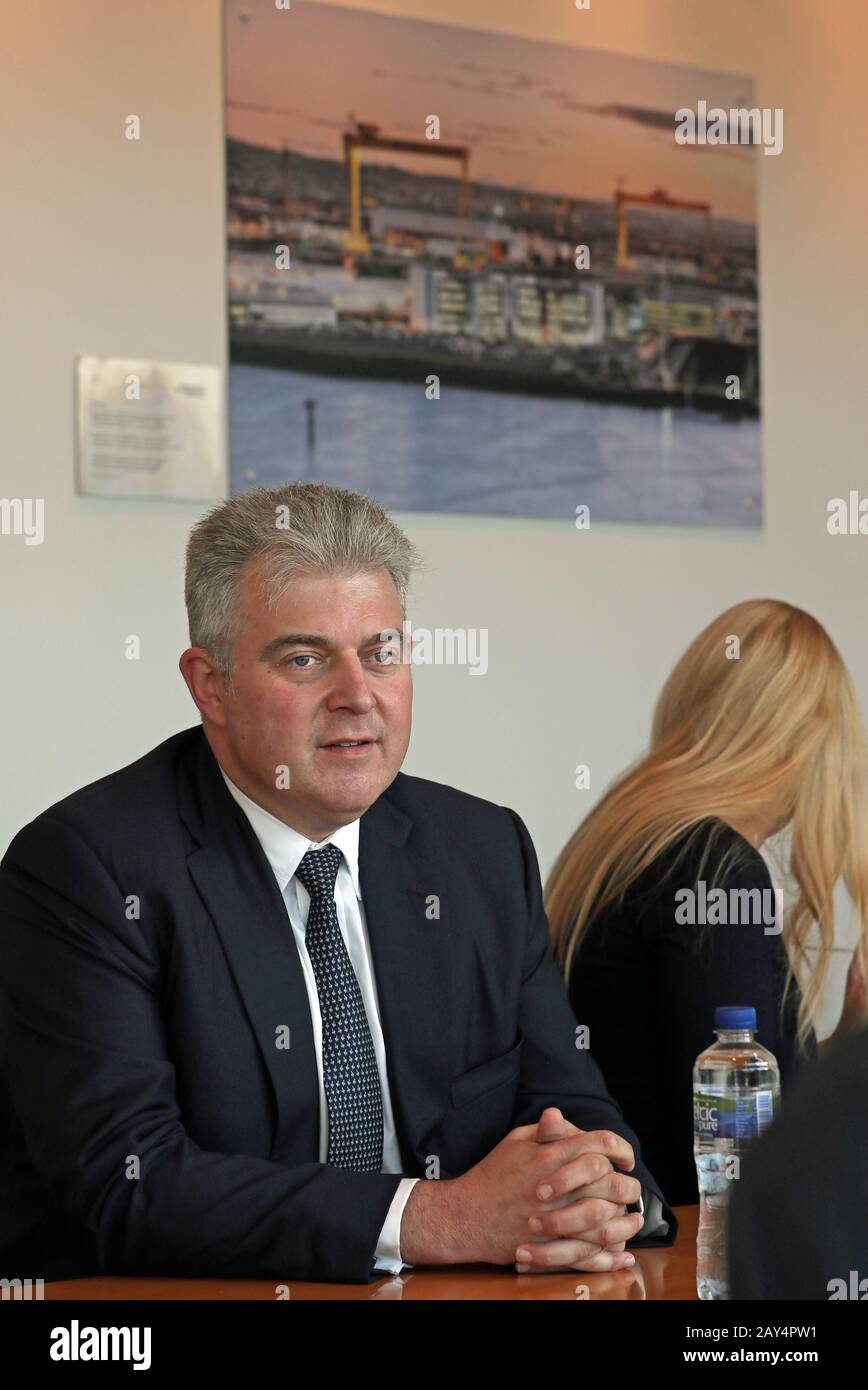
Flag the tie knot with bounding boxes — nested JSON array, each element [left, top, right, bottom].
[[295, 843, 343, 901]]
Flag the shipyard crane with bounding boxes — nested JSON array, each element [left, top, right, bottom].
[[343, 119, 478, 267], [614, 186, 714, 278]]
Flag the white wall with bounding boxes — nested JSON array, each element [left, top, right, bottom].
[[2, 0, 866, 1036]]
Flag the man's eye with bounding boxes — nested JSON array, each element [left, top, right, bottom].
[[286, 654, 317, 668], [372, 647, 399, 664]]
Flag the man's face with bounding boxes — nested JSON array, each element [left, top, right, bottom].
[[205, 562, 412, 838]]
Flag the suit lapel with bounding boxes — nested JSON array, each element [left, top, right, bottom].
[[180, 731, 319, 1163], [359, 783, 456, 1167]]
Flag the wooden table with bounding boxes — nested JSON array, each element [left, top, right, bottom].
[[43, 1205, 699, 1301]]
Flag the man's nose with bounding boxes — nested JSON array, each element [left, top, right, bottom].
[[326, 655, 376, 712]]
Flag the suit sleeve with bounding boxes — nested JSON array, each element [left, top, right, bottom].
[[504, 807, 677, 1246], [0, 815, 402, 1282]]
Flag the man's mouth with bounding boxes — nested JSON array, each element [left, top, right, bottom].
[[319, 738, 377, 752]]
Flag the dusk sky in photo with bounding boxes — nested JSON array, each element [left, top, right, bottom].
[[225, 0, 758, 222]]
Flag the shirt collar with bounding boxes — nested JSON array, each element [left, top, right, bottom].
[[218, 766, 361, 899]]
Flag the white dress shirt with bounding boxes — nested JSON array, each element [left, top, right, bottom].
[[219, 767, 419, 1274]]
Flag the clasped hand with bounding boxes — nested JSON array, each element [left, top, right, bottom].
[[516, 1107, 643, 1273]]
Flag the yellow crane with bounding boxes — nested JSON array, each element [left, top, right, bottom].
[[614, 186, 714, 277], [342, 120, 479, 268]]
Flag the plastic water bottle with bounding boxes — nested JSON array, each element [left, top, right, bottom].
[[693, 1006, 779, 1300]]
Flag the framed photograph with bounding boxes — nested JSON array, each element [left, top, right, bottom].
[[225, 1, 761, 528]]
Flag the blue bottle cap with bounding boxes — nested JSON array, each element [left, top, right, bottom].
[[715, 1006, 756, 1030]]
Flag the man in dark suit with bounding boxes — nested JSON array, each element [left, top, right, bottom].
[[728, 1022, 868, 1300], [0, 482, 675, 1283]]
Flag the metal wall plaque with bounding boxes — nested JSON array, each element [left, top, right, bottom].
[[75, 355, 225, 501]]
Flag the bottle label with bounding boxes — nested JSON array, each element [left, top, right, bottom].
[[693, 1089, 777, 1142]]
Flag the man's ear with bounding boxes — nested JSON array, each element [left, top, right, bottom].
[[179, 647, 229, 728]]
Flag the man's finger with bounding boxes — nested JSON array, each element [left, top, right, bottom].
[[535, 1161, 640, 1206], [534, 1148, 613, 1201], [535, 1107, 583, 1143], [538, 1128, 636, 1177], [515, 1239, 637, 1274], [529, 1203, 645, 1247]]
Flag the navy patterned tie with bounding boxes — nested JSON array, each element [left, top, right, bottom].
[[295, 844, 384, 1172]]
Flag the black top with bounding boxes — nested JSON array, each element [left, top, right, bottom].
[[567, 818, 818, 1207], [728, 1022, 868, 1299]]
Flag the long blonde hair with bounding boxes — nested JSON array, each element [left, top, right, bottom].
[[545, 599, 868, 1052]]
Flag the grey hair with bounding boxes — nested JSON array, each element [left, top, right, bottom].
[[184, 482, 422, 679]]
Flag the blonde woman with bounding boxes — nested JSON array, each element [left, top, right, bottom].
[[545, 599, 868, 1207]]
